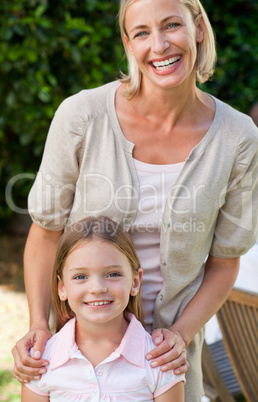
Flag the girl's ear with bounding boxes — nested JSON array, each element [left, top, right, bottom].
[[57, 275, 67, 301], [124, 34, 134, 54], [130, 267, 143, 296], [196, 15, 206, 43]]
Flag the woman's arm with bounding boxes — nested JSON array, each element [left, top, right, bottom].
[[21, 384, 49, 402], [24, 223, 62, 330], [171, 255, 239, 347], [146, 255, 239, 372], [12, 223, 62, 383], [154, 381, 184, 402]]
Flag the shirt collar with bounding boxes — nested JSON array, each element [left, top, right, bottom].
[[50, 317, 78, 370], [114, 313, 146, 368], [50, 314, 146, 370]]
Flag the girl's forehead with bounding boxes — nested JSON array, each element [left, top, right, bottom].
[[64, 239, 130, 268]]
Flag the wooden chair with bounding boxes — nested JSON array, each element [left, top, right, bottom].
[[202, 339, 237, 401], [216, 288, 258, 402]]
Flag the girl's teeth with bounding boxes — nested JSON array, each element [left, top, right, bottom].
[[87, 301, 110, 306]]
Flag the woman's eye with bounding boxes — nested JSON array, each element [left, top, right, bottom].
[[167, 22, 180, 29], [75, 274, 86, 280], [135, 31, 148, 38]]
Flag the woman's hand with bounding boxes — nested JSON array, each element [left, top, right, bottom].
[[146, 328, 189, 374], [12, 328, 51, 383]]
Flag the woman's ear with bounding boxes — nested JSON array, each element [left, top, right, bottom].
[[196, 15, 206, 43], [57, 275, 67, 301], [130, 267, 143, 296], [124, 34, 134, 54]]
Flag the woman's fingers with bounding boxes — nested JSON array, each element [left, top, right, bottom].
[[12, 329, 51, 383], [146, 328, 189, 373], [147, 328, 184, 359], [158, 350, 188, 372], [12, 345, 47, 383], [173, 360, 190, 375]]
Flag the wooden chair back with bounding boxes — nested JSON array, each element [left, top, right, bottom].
[[216, 288, 258, 402], [202, 340, 236, 401]]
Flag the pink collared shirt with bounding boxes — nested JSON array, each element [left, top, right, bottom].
[[25, 314, 185, 401]]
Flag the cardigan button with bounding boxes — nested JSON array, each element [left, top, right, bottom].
[[160, 294, 163, 300], [162, 260, 166, 266], [163, 221, 170, 228]]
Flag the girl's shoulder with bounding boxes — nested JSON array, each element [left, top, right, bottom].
[[142, 328, 186, 394], [30, 332, 59, 362], [144, 330, 158, 353], [29, 318, 76, 363]]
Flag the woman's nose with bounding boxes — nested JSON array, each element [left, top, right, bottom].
[[152, 31, 169, 54]]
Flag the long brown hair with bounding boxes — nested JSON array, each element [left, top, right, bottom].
[[52, 216, 142, 332]]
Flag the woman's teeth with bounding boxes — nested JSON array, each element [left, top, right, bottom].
[[152, 56, 181, 70]]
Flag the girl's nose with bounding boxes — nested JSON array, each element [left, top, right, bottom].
[[89, 278, 108, 294], [152, 31, 169, 54]]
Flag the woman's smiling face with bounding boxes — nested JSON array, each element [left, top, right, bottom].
[[124, 0, 205, 90]]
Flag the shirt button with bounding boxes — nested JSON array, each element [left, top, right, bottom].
[[163, 221, 170, 228], [96, 369, 103, 376], [160, 294, 164, 301], [162, 260, 166, 266]]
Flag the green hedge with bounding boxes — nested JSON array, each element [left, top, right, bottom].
[[1, 0, 257, 227], [1, 0, 123, 225], [201, 0, 258, 112]]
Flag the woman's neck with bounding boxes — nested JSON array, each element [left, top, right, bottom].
[[126, 73, 214, 132], [135, 76, 202, 125]]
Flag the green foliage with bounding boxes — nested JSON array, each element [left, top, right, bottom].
[[0, 370, 21, 401], [1, 0, 257, 227], [201, 0, 258, 112], [0, 0, 122, 226]]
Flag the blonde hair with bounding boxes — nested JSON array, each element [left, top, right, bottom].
[[52, 216, 142, 332], [119, 0, 217, 98]]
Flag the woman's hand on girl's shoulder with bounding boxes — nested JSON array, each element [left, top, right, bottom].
[[12, 328, 51, 383], [146, 328, 189, 374]]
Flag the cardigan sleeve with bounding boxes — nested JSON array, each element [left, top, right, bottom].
[[28, 94, 86, 231], [210, 120, 258, 258]]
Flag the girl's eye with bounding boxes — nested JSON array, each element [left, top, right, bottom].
[[108, 272, 120, 278], [74, 274, 86, 280]]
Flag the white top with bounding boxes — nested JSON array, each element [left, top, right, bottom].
[[130, 159, 185, 332], [25, 314, 185, 401]]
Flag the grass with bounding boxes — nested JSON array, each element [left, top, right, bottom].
[[0, 370, 21, 402]]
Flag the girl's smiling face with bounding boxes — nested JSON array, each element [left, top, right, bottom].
[[124, 0, 205, 90], [58, 239, 142, 328]]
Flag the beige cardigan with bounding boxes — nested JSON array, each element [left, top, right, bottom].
[[29, 81, 258, 401]]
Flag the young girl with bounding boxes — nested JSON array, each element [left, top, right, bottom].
[[22, 216, 185, 401]]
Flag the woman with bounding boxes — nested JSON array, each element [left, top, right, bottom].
[[12, 0, 258, 400]]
